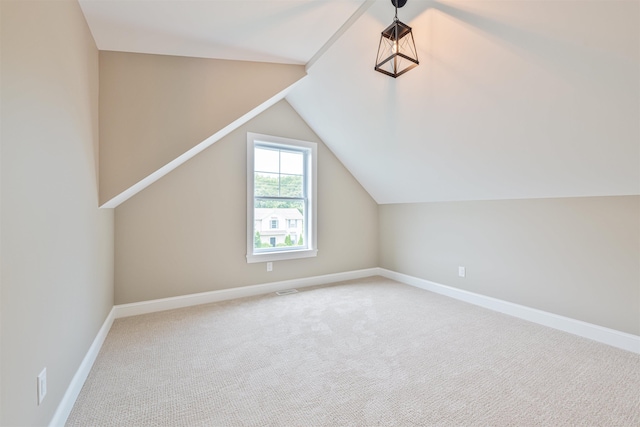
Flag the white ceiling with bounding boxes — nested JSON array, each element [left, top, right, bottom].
[[288, 0, 639, 203], [79, 0, 365, 64], [79, 0, 640, 203]]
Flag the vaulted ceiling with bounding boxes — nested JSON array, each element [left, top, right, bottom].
[[79, 0, 365, 64], [79, 0, 639, 204]]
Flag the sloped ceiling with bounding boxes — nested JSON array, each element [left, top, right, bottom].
[[80, 0, 640, 204], [79, 0, 365, 64], [289, 0, 640, 203]]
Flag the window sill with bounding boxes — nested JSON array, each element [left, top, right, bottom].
[[246, 248, 318, 264]]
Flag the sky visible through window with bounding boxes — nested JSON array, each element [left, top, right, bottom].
[[255, 147, 303, 176]]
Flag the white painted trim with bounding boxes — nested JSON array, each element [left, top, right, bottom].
[[49, 268, 377, 425], [49, 307, 116, 427], [246, 133, 318, 264], [114, 268, 380, 318], [49, 267, 639, 427], [379, 268, 640, 354], [99, 79, 305, 209], [306, 0, 376, 71], [246, 248, 318, 264]]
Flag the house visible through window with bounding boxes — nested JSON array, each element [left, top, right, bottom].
[[246, 133, 317, 263]]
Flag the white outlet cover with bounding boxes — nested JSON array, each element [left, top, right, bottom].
[[458, 267, 466, 278]]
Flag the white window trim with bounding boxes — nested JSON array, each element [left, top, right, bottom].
[[246, 132, 318, 263]]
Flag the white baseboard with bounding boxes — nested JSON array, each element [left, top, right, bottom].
[[378, 268, 640, 354], [113, 268, 380, 318], [50, 268, 378, 426], [51, 266, 639, 426], [49, 307, 116, 427]]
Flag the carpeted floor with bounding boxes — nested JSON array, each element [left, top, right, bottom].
[[67, 276, 640, 426]]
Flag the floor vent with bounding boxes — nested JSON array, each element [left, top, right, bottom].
[[276, 289, 298, 296]]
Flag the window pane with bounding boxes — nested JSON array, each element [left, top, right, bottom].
[[254, 200, 305, 250], [254, 172, 279, 197], [280, 151, 303, 175], [254, 147, 279, 173]]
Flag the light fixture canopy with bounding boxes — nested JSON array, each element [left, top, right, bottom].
[[375, 0, 419, 78]]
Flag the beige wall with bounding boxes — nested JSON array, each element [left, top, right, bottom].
[[114, 100, 378, 304], [99, 51, 306, 206], [1, 1, 114, 425], [379, 196, 640, 335]]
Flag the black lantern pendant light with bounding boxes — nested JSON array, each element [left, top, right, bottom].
[[375, 0, 419, 78]]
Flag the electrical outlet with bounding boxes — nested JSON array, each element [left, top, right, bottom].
[[458, 266, 466, 278], [37, 368, 47, 405], [266, 262, 273, 272]]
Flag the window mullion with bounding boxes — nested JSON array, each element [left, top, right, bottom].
[[278, 150, 282, 198]]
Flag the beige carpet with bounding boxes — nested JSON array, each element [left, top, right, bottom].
[[67, 277, 640, 426]]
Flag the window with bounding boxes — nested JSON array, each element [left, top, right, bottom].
[[247, 133, 317, 263]]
